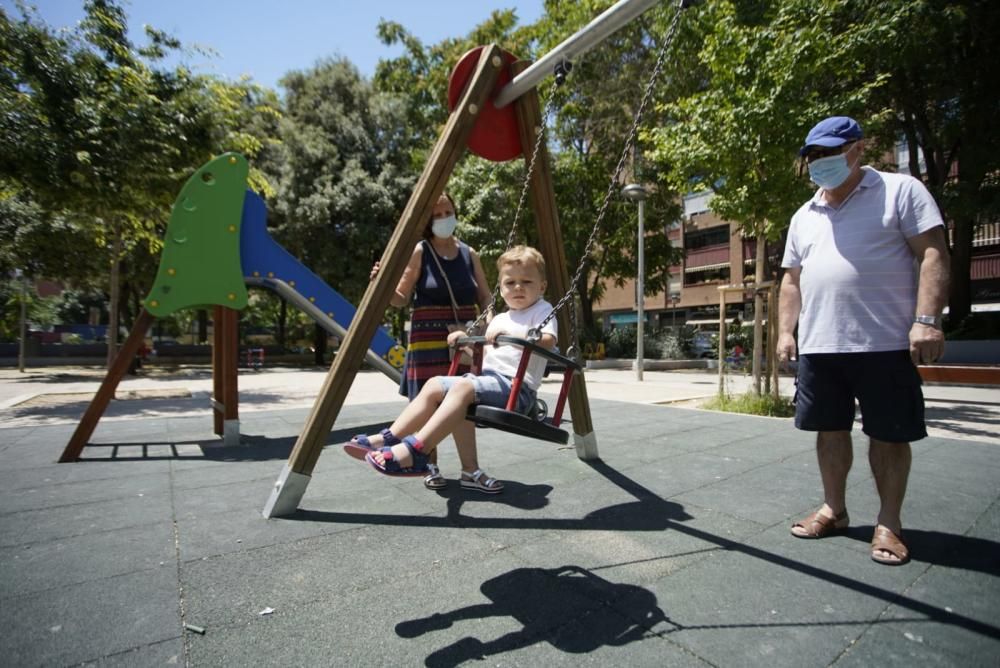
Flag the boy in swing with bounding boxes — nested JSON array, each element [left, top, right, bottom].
[[345, 245, 556, 493]]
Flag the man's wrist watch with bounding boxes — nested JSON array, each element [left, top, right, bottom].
[[914, 314, 942, 329]]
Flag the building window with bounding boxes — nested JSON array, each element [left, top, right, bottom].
[[685, 226, 729, 250]]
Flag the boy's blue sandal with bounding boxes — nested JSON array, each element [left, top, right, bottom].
[[343, 428, 399, 461], [365, 436, 429, 477]]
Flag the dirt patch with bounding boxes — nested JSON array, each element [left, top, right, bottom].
[[14, 388, 192, 408]]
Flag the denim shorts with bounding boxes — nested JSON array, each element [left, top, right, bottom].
[[437, 370, 537, 414], [794, 351, 926, 442]]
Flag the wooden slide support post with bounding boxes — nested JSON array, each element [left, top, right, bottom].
[[212, 306, 225, 437], [263, 44, 506, 518], [58, 309, 155, 462], [212, 305, 241, 441], [510, 61, 598, 460]]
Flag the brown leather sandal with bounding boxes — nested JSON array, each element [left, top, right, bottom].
[[790, 509, 849, 539], [871, 526, 910, 565]]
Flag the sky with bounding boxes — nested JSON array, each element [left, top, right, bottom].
[[7, 0, 548, 90]]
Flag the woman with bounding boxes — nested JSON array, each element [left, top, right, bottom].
[[366, 193, 502, 492]]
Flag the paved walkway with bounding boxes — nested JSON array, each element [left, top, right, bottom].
[[0, 365, 997, 666]]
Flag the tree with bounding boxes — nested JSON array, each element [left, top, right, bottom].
[[646, 0, 916, 392], [374, 1, 685, 334], [272, 57, 419, 307], [1, 1, 281, 362], [867, 0, 1000, 325], [648, 0, 1000, 335]]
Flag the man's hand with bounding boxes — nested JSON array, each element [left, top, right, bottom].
[[369, 261, 380, 281], [909, 323, 945, 365], [776, 333, 797, 363]]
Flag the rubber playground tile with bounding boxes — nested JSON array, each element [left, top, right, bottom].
[[614, 545, 907, 668], [506, 503, 769, 589], [179, 521, 500, 632], [841, 566, 1000, 666], [0, 468, 171, 514], [0, 520, 175, 599], [670, 460, 846, 527], [75, 637, 186, 667], [0, 490, 173, 548], [0, 563, 179, 667], [175, 484, 424, 562]]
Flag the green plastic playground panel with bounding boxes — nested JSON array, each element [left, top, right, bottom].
[[145, 154, 250, 317]]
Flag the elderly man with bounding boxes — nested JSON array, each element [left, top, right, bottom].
[[777, 116, 950, 565]]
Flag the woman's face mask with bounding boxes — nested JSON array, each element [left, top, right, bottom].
[[431, 215, 458, 238]]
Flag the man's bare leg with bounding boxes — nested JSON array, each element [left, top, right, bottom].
[[869, 438, 911, 563], [792, 430, 853, 537]]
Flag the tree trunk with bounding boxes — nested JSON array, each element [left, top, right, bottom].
[[106, 221, 122, 368], [277, 298, 287, 347], [948, 210, 974, 325], [751, 230, 765, 395], [197, 310, 208, 343], [313, 323, 326, 366]]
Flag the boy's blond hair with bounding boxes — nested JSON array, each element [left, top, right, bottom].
[[497, 245, 546, 280]]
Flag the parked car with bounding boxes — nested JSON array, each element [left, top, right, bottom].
[[689, 332, 716, 359]]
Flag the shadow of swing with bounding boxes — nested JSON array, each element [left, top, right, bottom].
[[398, 564, 666, 666], [287, 458, 1000, 649]]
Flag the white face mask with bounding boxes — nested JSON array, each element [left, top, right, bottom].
[[431, 215, 458, 238]]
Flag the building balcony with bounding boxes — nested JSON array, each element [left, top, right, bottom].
[[684, 243, 730, 271]]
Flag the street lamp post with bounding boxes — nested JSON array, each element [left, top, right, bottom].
[[622, 183, 647, 381], [16, 269, 27, 373]]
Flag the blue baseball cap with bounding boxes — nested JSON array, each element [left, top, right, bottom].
[[799, 116, 863, 155]]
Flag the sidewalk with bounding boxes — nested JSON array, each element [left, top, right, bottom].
[[0, 365, 997, 666], [1, 364, 997, 442]]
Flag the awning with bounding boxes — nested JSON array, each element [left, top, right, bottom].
[[607, 312, 638, 324], [684, 262, 730, 273]]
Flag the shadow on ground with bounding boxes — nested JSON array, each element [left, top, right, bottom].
[[74, 423, 390, 462], [925, 402, 1000, 441], [399, 565, 665, 667], [291, 458, 1000, 649]]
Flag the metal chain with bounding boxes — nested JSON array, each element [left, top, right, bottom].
[[529, 4, 687, 341], [466, 71, 565, 335]]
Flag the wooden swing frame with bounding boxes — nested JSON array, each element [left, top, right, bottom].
[[263, 48, 598, 518]]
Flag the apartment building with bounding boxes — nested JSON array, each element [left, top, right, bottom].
[[597, 189, 778, 331]]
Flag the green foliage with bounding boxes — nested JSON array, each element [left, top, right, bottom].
[[647, 0, 896, 241], [604, 325, 688, 360], [374, 9, 534, 148], [1, 0, 281, 330], [375, 1, 685, 330], [702, 390, 795, 418], [272, 57, 418, 305]]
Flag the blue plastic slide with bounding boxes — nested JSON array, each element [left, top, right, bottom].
[[238, 190, 405, 381]]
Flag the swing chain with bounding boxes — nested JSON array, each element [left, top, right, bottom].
[[530, 4, 686, 341], [466, 71, 565, 336]]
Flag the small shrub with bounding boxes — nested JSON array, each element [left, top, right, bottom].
[[605, 325, 637, 358], [702, 391, 795, 418]]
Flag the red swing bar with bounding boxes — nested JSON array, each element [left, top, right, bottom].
[[447, 335, 579, 428]]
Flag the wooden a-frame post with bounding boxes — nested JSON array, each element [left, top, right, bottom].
[[263, 45, 507, 517], [510, 61, 597, 459], [58, 309, 155, 462]]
